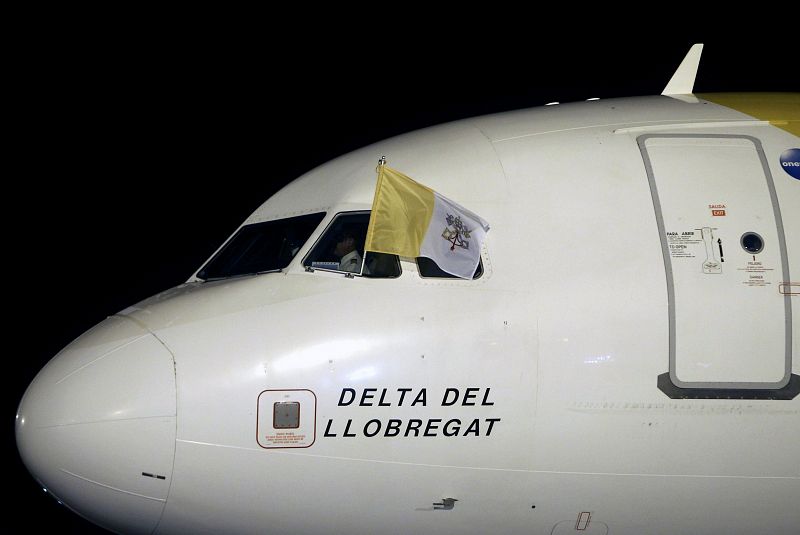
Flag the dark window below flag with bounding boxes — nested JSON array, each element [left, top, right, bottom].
[[416, 256, 483, 279]]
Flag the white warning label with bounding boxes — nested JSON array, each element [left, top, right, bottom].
[[666, 231, 703, 258], [261, 431, 308, 446], [737, 261, 775, 287]]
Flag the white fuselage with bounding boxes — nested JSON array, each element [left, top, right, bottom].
[[17, 94, 800, 534]]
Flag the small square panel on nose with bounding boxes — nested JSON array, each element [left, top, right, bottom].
[[257, 390, 316, 448], [273, 401, 300, 429]]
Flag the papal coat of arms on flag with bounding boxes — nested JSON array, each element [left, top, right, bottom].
[[442, 214, 472, 251]]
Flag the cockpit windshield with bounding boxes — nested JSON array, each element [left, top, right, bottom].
[[197, 212, 326, 280]]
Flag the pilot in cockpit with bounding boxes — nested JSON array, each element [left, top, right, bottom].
[[333, 226, 365, 273], [303, 213, 398, 277]]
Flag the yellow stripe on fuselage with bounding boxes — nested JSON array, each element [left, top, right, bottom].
[[697, 92, 800, 137]]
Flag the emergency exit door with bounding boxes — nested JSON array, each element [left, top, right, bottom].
[[638, 134, 793, 396]]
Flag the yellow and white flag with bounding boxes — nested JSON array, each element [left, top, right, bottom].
[[365, 165, 489, 279]]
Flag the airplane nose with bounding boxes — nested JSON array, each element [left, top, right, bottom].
[[16, 315, 177, 535]]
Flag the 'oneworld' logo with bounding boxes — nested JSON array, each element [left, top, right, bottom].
[[780, 148, 800, 179]]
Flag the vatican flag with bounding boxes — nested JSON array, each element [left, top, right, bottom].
[[364, 165, 490, 279]]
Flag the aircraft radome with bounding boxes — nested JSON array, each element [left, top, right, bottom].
[[16, 44, 800, 534]]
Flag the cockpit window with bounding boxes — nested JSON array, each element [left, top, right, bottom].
[[416, 256, 483, 279], [197, 212, 326, 280], [303, 211, 400, 278]]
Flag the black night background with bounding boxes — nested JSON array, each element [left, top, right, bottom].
[[5, 12, 796, 533]]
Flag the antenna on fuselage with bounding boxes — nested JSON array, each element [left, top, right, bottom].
[[662, 43, 704, 95]]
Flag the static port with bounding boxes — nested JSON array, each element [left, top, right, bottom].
[[740, 232, 764, 254]]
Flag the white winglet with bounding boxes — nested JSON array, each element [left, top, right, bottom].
[[662, 44, 704, 95]]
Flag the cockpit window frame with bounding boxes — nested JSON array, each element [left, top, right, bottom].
[[301, 210, 402, 279], [195, 211, 327, 281]]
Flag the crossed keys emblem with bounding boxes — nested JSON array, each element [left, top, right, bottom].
[[441, 214, 471, 251]]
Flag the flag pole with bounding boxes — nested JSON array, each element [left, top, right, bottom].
[[360, 156, 387, 277]]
